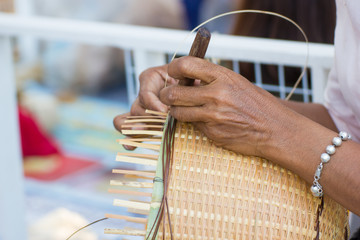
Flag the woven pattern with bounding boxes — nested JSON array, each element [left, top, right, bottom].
[[159, 122, 349, 239]]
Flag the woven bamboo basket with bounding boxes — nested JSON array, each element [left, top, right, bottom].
[[158, 121, 349, 239], [105, 114, 349, 240]]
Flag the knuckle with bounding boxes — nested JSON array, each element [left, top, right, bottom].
[[176, 57, 191, 73], [211, 111, 225, 123], [161, 86, 178, 105], [167, 88, 178, 103], [130, 104, 137, 115], [139, 67, 155, 83], [130, 100, 143, 115], [138, 90, 149, 104]]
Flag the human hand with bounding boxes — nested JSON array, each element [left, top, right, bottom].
[[159, 56, 297, 158], [113, 65, 176, 149]]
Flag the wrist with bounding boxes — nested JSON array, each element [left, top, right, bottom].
[[262, 108, 337, 183]]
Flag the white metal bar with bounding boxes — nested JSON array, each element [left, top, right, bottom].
[[277, 65, 286, 99], [0, 37, 27, 240], [14, 0, 38, 63], [261, 84, 312, 96], [301, 68, 310, 103], [0, 13, 334, 68], [232, 60, 240, 74], [311, 67, 330, 103], [254, 63, 262, 88], [124, 49, 136, 107]]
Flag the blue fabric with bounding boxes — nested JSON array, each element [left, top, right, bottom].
[[182, 0, 204, 29]]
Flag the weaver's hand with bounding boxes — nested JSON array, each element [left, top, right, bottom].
[[113, 65, 178, 149], [113, 65, 174, 129], [159, 56, 300, 158]]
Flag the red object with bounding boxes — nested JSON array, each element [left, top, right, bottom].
[[18, 106, 99, 181], [25, 154, 99, 181], [18, 106, 59, 157]]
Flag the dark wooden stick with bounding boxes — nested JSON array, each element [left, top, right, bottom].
[[178, 27, 211, 86]]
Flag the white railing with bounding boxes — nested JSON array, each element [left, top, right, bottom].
[[0, 12, 336, 239]]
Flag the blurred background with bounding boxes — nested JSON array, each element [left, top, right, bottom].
[[2, 0, 359, 239]]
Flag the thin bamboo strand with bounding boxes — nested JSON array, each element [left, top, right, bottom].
[[112, 169, 156, 177], [116, 155, 158, 166], [117, 139, 160, 151], [179, 123, 192, 238], [105, 213, 147, 224], [126, 115, 166, 119], [145, 121, 168, 239], [145, 109, 168, 116], [121, 130, 164, 136], [121, 124, 164, 129], [199, 128, 214, 239], [128, 208, 150, 215], [124, 174, 154, 180], [124, 119, 166, 123], [128, 138, 162, 142], [104, 229, 146, 236], [117, 152, 159, 160], [108, 189, 152, 197], [110, 180, 153, 188], [183, 124, 197, 237], [113, 199, 150, 211]]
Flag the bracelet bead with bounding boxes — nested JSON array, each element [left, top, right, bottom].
[[320, 153, 330, 163], [332, 137, 342, 146], [339, 131, 349, 140], [326, 145, 336, 155], [310, 131, 351, 197]]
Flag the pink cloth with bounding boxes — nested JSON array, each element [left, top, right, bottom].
[[324, 0, 360, 143]]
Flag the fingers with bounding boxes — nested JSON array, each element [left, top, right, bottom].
[[113, 112, 130, 132], [169, 106, 209, 122], [168, 56, 222, 84], [138, 90, 169, 113], [138, 65, 173, 113], [113, 113, 137, 150], [159, 84, 208, 107]]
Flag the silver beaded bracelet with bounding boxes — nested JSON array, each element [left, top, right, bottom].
[[310, 131, 351, 197]]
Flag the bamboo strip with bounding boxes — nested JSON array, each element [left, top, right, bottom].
[[124, 119, 166, 123], [117, 152, 158, 160], [124, 174, 154, 180], [126, 115, 166, 119], [113, 199, 150, 211], [128, 208, 150, 215], [121, 124, 164, 129], [112, 169, 156, 177], [146, 117, 172, 239], [104, 229, 146, 236], [117, 139, 160, 151], [130, 138, 162, 142], [108, 188, 152, 197], [105, 213, 147, 224], [145, 109, 168, 116], [116, 155, 158, 166], [110, 180, 153, 188], [121, 130, 164, 136]]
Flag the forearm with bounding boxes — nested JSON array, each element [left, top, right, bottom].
[[265, 109, 360, 215], [279, 99, 338, 131]]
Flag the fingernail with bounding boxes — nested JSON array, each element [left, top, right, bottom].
[[123, 145, 134, 150]]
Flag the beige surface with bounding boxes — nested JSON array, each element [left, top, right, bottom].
[[159, 122, 349, 240]]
